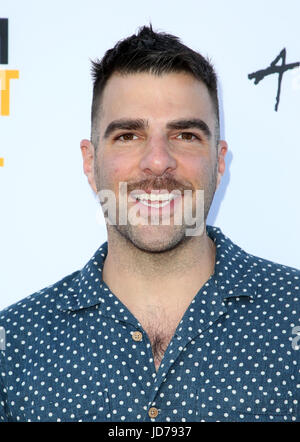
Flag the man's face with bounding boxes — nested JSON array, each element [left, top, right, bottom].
[[81, 72, 227, 253]]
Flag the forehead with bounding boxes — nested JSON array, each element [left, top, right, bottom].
[[99, 71, 215, 127]]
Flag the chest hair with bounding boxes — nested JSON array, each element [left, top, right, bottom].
[[137, 308, 182, 371]]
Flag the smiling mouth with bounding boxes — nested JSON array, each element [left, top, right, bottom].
[[134, 193, 179, 207], [128, 191, 184, 223]]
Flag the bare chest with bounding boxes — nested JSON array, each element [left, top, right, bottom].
[[133, 306, 183, 372], [146, 328, 174, 372]]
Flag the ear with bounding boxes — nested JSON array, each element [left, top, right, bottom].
[[80, 139, 97, 193], [216, 140, 228, 189]]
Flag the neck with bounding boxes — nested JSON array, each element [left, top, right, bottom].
[[102, 225, 216, 308]]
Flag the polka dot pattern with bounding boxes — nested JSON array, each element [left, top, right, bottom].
[[0, 226, 299, 422]]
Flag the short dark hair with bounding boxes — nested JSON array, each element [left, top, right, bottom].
[[90, 23, 219, 149]]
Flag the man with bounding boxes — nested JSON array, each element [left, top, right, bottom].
[[0, 24, 299, 423]]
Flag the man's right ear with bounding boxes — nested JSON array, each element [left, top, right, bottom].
[[80, 139, 97, 193]]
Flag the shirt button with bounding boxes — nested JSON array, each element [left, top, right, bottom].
[[132, 331, 143, 342], [148, 407, 159, 418]]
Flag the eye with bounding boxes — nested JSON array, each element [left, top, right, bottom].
[[114, 133, 138, 142], [177, 132, 201, 142]]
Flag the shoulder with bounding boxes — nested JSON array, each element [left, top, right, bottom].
[[230, 242, 300, 323], [0, 240, 108, 345], [246, 251, 300, 292], [0, 242, 108, 331], [0, 269, 80, 335], [231, 236, 300, 301], [208, 224, 300, 293], [207, 226, 300, 319]]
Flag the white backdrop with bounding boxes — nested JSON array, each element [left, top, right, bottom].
[[0, 0, 299, 310]]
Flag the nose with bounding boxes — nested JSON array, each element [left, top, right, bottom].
[[139, 134, 177, 176]]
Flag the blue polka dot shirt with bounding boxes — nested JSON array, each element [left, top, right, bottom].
[[0, 226, 299, 422]]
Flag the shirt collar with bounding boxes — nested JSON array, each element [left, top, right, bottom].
[[206, 225, 258, 301], [56, 225, 258, 313]]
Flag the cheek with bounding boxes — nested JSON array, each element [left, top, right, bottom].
[[104, 158, 133, 187], [99, 155, 120, 179], [110, 156, 136, 180], [182, 157, 212, 183]]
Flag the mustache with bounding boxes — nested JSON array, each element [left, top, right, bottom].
[[126, 176, 193, 194]]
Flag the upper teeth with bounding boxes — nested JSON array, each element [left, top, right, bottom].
[[136, 194, 176, 202]]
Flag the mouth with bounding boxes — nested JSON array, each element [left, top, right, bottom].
[[130, 190, 183, 220], [134, 192, 178, 207]]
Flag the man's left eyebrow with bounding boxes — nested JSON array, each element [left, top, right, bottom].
[[166, 119, 212, 140]]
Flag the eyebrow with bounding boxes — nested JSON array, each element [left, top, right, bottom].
[[102, 118, 212, 140]]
